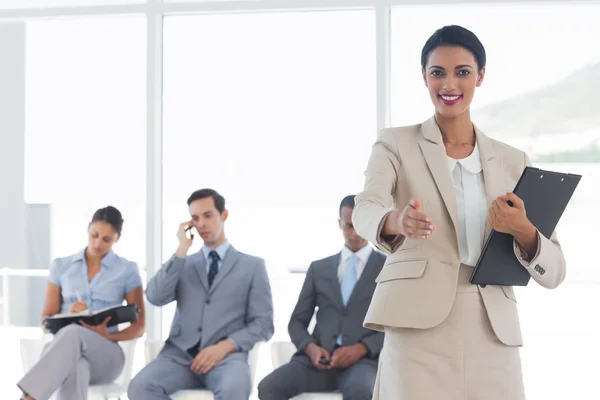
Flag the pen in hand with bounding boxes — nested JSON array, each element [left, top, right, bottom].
[[70, 290, 88, 314]]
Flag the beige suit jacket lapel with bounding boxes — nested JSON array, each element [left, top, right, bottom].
[[419, 116, 505, 248], [418, 117, 459, 244], [475, 124, 504, 244]]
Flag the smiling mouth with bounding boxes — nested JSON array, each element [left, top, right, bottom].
[[438, 94, 463, 105]]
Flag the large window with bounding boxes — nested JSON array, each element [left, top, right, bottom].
[[0, 15, 147, 398], [391, 4, 600, 398], [163, 9, 376, 383], [25, 16, 147, 265]]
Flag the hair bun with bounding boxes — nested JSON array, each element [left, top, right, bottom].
[[91, 206, 124, 234]]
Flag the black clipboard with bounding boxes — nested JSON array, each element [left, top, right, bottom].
[[43, 304, 139, 334], [470, 167, 581, 286]]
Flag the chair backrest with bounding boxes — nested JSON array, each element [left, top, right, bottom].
[[247, 341, 262, 386], [271, 341, 297, 368], [144, 340, 263, 385], [144, 339, 165, 364], [113, 338, 138, 387], [20, 335, 137, 389]]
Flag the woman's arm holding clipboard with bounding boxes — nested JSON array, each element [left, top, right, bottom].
[[489, 152, 567, 289], [514, 154, 567, 289]]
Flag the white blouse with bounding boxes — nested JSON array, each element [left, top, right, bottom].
[[447, 143, 488, 266]]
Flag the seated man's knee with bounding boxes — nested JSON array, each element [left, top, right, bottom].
[[128, 367, 162, 399], [257, 373, 279, 399], [216, 370, 251, 399], [342, 381, 374, 400], [127, 374, 145, 399]]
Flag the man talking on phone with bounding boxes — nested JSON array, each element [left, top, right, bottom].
[[128, 189, 274, 400], [257, 195, 385, 400]]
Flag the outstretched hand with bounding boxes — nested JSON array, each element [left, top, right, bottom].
[[398, 198, 435, 239]]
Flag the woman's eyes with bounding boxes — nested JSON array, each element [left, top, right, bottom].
[[430, 69, 471, 77]]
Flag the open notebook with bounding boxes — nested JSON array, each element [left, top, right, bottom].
[[43, 304, 139, 334]]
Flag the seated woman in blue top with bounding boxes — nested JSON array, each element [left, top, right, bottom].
[[17, 206, 145, 400]]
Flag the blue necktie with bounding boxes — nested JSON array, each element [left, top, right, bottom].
[[338, 254, 359, 345], [208, 251, 220, 287], [341, 254, 359, 306]]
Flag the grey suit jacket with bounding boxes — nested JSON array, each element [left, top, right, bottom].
[[146, 245, 274, 362], [288, 250, 386, 359]]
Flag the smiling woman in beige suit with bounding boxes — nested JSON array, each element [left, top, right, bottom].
[[352, 25, 566, 400]]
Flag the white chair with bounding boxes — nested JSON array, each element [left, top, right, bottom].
[[271, 341, 342, 400], [145, 340, 263, 400], [20, 335, 138, 400]]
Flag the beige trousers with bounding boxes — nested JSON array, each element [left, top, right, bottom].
[[373, 265, 526, 400]]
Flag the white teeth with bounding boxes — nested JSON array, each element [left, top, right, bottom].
[[441, 95, 460, 101]]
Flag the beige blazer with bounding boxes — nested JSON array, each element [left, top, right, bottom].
[[352, 116, 566, 346]]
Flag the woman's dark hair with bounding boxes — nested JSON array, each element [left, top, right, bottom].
[[90, 206, 124, 235], [421, 25, 486, 73]]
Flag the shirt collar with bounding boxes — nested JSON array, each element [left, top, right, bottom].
[[341, 243, 373, 263], [202, 240, 231, 262], [446, 141, 482, 174], [74, 248, 117, 268]]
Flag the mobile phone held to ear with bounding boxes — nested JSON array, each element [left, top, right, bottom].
[[185, 225, 195, 240]]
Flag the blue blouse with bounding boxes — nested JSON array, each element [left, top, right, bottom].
[[49, 248, 142, 315]]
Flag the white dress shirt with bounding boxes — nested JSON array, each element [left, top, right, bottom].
[[337, 244, 373, 282], [447, 143, 488, 266]]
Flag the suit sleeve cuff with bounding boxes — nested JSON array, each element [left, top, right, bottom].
[[298, 337, 316, 352], [375, 210, 406, 254], [513, 230, 542, 267], [228, 338, 240, 352], [358, 340, 372, 357]]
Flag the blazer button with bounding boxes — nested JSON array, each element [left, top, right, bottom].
[[479, 284, 486, 288], [205, 299, 211, 305]]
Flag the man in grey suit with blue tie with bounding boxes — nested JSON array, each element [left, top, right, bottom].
[[258, 195, 386, 400], [128, 188, 274, 400]]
